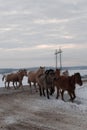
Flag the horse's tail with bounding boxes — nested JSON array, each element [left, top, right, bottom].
[[2, 75, 6, 81]]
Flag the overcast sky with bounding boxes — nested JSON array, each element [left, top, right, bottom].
[[0, 0, 87, 68]]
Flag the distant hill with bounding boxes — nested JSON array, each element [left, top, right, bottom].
[[62, 66, 87, 70], [0, 66, 87, 74]]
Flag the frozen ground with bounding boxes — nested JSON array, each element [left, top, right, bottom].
[[0, 80, 87, 130], [0, 69, 87, 130]]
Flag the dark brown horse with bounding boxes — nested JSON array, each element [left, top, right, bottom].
[[55, 68, 61, 78], [2, 69, 27, 89], [54, 72, 83, 102]]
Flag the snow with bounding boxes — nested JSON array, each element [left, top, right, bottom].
[[5, 116, 17, 124], [0, 69, 87, 115]]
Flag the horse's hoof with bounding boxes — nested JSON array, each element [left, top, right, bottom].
[[56, 97, 58, 99], [69, 99, 74, 102], [62, 99, 65, 102]]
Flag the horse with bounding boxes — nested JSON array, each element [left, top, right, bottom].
[[2, 73, 18, 88], [55, 69, 69, 77], [27, 66, 45, 91], [62, 70, 69, 76], [55, 68, 61, 78], [37, 69, 55, 99], [2, 69, 27, 89], [54, 72, 83, 102]]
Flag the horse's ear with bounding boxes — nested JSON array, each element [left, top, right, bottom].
[[45, 70, 49, 75], [40, 66, 45, 69]]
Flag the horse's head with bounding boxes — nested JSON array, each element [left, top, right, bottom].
[[23, 69, 27, 76], [38, 66, 45, 75], [45, 69, 55, 82], [74, 73, 83, 86], [62, 70, 69, 76], [19, 69, 27, 77], [55, 68, 60, 78], [45, 69, 55, 94]]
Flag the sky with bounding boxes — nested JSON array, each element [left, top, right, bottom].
[[0, 0, 87, 68]]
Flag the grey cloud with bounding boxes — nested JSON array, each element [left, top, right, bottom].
[[0, 0, 87, 67]]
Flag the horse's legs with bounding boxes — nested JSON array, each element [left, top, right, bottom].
[[13, 81, 17, 89], [18, 81, 24, 90], [61, 90, 65, 101], [15, 82, 18, 87], [46, 87, 49, 99], [28, 81, 32, 92], [28, 80, 31, 87], [56, 87, 59, 99], [50, 88, 53, 95], [34, 82, 38, 92], [50, 86, 55, 95], [5, 81, 7, 88], [7, 81, 10, 89], [39, 84, 42, 96], [68, 91, 73, 102], [42, 87, 45, 96], [72, 90, 76, 101]]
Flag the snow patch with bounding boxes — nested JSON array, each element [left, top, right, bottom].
[[4, 116, 17, 124]]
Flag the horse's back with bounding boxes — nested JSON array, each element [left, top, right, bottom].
[[28, 67, 45, 83], [28, 71, 36, 82], [55, 76, 70, 90], [6, 73, 18, 81]]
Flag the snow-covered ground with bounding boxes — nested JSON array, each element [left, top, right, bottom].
[[0, 69, 87, 114], [0, 69, 87, 129]]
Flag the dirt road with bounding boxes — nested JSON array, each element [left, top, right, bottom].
[[0, 86, 87, 130]]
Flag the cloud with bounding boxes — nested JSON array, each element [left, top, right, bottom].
[[0, 10, 32, 16], [33, 18, 69, 24], [0, 0, 87, 67]]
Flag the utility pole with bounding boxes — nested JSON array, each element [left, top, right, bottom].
[[54, 48, 62, 69], [55, 49, 58, 69]]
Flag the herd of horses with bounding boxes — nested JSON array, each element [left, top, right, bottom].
[[2, 67, 83, 102]]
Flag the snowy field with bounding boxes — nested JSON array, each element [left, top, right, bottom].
[[0, 69, 87, 113], [0, 69, 87, 129]]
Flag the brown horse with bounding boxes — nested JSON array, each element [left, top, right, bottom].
[[54, 72, 83, 102], [55, 69, 69, 77], [2, 69, 27, 89], [27, 66, 45, 91], [55, 68, 61, 78]]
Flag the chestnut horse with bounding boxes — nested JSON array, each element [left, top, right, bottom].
[[54, 73, 83, 102], [27, 66, 45, 91], [2, 69, 27, 89], [55, 68, 61, 78], [55, 68, 69, 77]]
